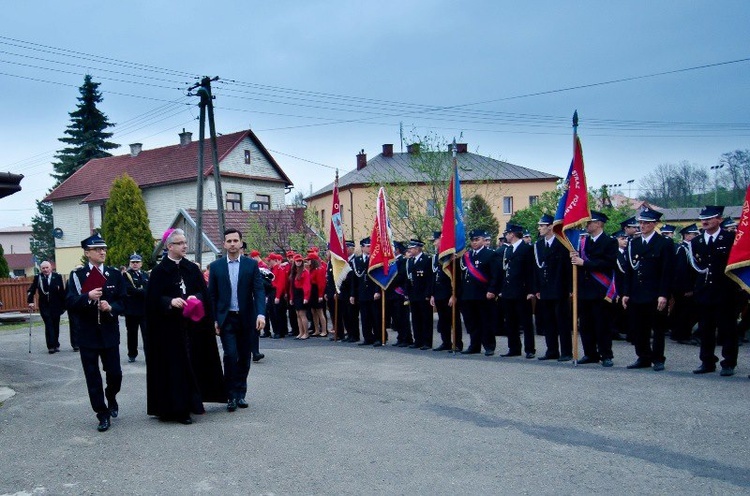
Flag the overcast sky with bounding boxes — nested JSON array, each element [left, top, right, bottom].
[[1, 0, 748, 228]]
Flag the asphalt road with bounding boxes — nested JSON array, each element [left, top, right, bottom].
[[1, 319, 749, 495]]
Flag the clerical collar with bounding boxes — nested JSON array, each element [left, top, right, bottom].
[[167, 255, 182, 263]]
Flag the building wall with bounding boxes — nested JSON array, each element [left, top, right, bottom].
[[306, 180, 557, 244], [0, 228, 32, 255]]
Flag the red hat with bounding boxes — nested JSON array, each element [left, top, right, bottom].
[[286, 251, 295, 257], [307, 253, 320, 261], [293, 254, 304, 262], [250, 250, 260, 258], [309, 246, 320, 252]]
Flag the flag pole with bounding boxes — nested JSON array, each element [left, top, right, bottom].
[[381, 289, 386, 345], [450, 141, 458, 354], [334, 295, 339, 341], [571, 110, 580, 366]]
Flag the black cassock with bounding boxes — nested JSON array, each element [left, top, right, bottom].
[[145, 257, 226, 419]]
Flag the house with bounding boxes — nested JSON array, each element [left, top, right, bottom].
[[161, 207, 320, 264], [659, 206, 743, 228], [45, 129, 293, 274], [305, 143, 559, 243], [0, 225, 34, 277]]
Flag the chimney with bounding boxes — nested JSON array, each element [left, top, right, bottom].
[[129, 143, 143, 157], [179, 128, 192, 146], [407, 143, 420, 155], [382, 144, 393, 157], [356, 149, 367, 170], [456, 143, 468, 154]]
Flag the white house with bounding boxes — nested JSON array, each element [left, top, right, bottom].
[[45, 129, 293, 273]]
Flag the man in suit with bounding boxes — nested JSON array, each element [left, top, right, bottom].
[[27, 260, 67, 353], [670, 224, 700, 344], [406, 238, 433, 350], [342, 241, 360, 343], [460, 229, 501, 356], [571, 211, 619, 367], [689, 206, 741, 376], [350, 237, 380, 345], [499, 223, 536, 358], [388, 241, 412, 347], [66, 234, 126, 432], [533, 214, 573, 361], [429, 231, 463, 352], [123, 253, 149, 363], [621, 208, 674, 371], [208, 228, 266, 411]]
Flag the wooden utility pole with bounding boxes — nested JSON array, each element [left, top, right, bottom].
[[188, 76, 226, 265]]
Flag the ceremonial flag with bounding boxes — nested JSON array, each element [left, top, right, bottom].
[[368, 187, 397, 290], [438, 146, 467, 278], [726, 185, 750, 293], [327, 172, 350, 292], [552, 132, 590, 251]]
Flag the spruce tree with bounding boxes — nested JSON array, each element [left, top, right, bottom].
[[465, 194, 500, 247], [100, 174, 155, 269], [0, 244, 9, 278], [31, 75, 119, 262]]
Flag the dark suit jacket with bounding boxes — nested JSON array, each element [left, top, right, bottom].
[[406, 253, 431, 301], [533, 237, 571, 300], [352, 255, 378, 302], [622, 233, 674, 303], [208, 256, 266, 332], [66, 265, 126, 348], [124, 268, 149, 316], [27, 272, 66, 316], [578, 233, 618, 300], [690, 229, 737, 305], [501, 241, 535, 300], [460, 246, 500, 300]]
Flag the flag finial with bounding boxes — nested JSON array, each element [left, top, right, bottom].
[[572, 110, 578, 129]]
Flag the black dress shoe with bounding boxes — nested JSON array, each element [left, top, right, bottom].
[[420, 345, 431, 351], [720, 367, 735, 377], [128, 356, 136, 363], [484, 350, 495, 356], [408, 344, 421, 349], [97, 416, 110, 432], [237, 398, 249, 408], [178, 417, 193, 425], [626, 359, 651, 369], [227, 399, 237, 412], [397, 342, 411, 348], [252, 353, 265, 362], [538, 354, 559, 361], [461, 349, 480, 355], [576, 356, 598, 364], [433, 344, 451, 351], [391, 342, 402, 347], [72, 347, 80, 352], [108, 400, 119, 418], [48, 349, 55, 354], [601, 358, 614, 368], [500, 351, 521, 357], [692, 364, 716, 374], [557, 355, 573, 362], [652, 362, 665, 372], [525, 352, 536, 359], [357, 341, 373, 346], [271, 334, 282, 339], [372, 342, 383, 347]]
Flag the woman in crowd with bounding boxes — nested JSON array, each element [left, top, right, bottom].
[[307, 253, 328, 337], [289, 254, 311, 339]]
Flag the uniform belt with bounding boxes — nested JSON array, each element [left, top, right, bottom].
[[228, 310, 240, 316]]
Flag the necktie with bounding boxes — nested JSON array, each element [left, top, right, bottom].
[[707, 235, 714, 248]]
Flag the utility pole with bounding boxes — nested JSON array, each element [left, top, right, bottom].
[[188, 76, 226, 265], [710, 165, 724, 204]]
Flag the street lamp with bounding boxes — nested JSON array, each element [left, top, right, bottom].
[[710, 165, 724, 204], [626, 179, 635, 199]]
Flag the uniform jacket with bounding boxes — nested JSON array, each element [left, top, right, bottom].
[[352, 255, 379, 301], [672, 242, 697, 295], [123, 268, 149, 316], [500, 241, 535, 300], [459, 246, 500, 300], [577, 233, 618, 300], [406, 252, 431, 301], [430, 254, 454, 300], [622, 233, 674, 303], [690, 229, 738, 305], [27, 272, 66, 316], [66, 265, 126, 348], [533, 237, 571, 300]]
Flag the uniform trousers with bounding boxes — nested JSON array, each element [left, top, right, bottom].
[[578, 298, 614, 360], [79, 345, 121, 418], [538, 298, 571, 358], [359, 300, 377, 343], [388, 297, 412, 344], [697, 301, 739, 368], [125, 315, 147, 359], [268, 297, 288, 337], [670, 294, 697, 342], [629, 301, 668, 364], [410, 299, 433, 347], [503, 298, 535, 355], [461, 299, 495, 352], [435, 298, 463, 349], [41, 311, 61, 350], [345, 300, 360, 341], [327, 296, 345, 340]]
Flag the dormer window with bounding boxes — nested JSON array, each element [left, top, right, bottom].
[[244, 150, 251, 164]]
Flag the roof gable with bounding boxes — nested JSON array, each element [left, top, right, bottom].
[[45, 129, 292, 203]]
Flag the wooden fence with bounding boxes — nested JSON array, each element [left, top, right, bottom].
[[0, 277, 35, 312]]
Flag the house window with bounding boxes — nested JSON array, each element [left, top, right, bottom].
[[244, 150, 251, 164], [397, 200, 409, 219], [502, 196, 513, 214], [226, 192, 242, 211], [320, 209, 326, 229], [529, 195, 539, 207], [255, 194, 271, 210], [426, 199, 439, 217], [13, 269, 25, 277]]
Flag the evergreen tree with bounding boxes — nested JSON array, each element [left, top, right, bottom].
[[0, 244, 10, 278], [100, 174, 155, 269], [30, 199, 55, 263], [465, 194, 500, 247], [52, 75, 118, 184]]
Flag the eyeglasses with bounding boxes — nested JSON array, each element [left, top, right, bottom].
[[170, 241, 187, 246]]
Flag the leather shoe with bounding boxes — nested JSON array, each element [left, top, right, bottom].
[[237, 398, 249, 408], [557, 355, 573, 362], [538, 354, 559, 361], [128, 356, 136, 363], [178, 417, 193, 425], [271, 334, 282, 339], [433, 344, 452, 351], [652, 362, 665, 372], [420, 345, 431, 351], [461, 349, 480, 355], [692, 364, 716, 374], [576, 356, 598, 364], [525, 352, 536, 359], [391, 342, 402, 347], [97, 416, 110, 432], [484, 350, 495, 356], [500, 351, 521, 357], [720, 367, 735, 377], [108, 400, 119, 418], [227, 399, 237, 412], [357, 341, 373, 346], [408, 344, 421, 349], [601, 358, 614, 368], [626, 359, 651, 369], [252, 353, 265, 362], [372, 342, 383, 347], [397, 342, 411, 347]]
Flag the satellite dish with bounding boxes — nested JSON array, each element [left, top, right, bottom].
[[52, 228, 64, 239]]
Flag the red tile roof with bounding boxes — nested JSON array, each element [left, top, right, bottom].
[[45, 129, 293, 203], [4, 253, 34, 269]]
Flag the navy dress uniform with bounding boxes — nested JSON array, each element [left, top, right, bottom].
[[388, 241, 412, 347], [690, 206, 741, 376], [621, 208, 674, 371], [406, 239, 434, 349], [343, 241, 361, 342], [123, 253, 149, 362], [26, 264, 67, 353], [66, 235, 127, 432], [429, 231, 463, 351], [460, 229, 501, 355], [351, 237, 381, 345], [670, 224, 700, 343], [499, 223, 536, 358]]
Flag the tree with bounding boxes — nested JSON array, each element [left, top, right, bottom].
[[639, 161, 708, 208], [100, 174, 155, 269], [30, 75, 119, 263], [465, 194, 500, 247], [718, 149, 750, 204], [30, 199, 55, 263], [0, 244, 10, 278], [52, 75, 119, 184]]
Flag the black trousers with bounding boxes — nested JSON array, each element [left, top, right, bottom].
[[359, 299, 376, 343], [327, 296, 345, 340], [670, 294, 698, 341], [79, 345, 122, 418], [578, 298, 614, 360], [538, 298, 572, 358], [125, 315, 147, 359], [410, 299, 433, 347], [268, 297, 288, 337], [41, 310, 61, 350], [503, 298, 535, 355], [629, 300, 668, 364], [68, 312, 80, 349], [288, 301, 299, 335], [697, 301, 739, 368], [388, 297, 412, 344], [345, 300, 360, 341], [461, 299, 495, 352], [219, 313, 252, 400], [435, 298, 463, 349]]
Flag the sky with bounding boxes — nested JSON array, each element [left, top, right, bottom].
[[0, 0, 748, 228]]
